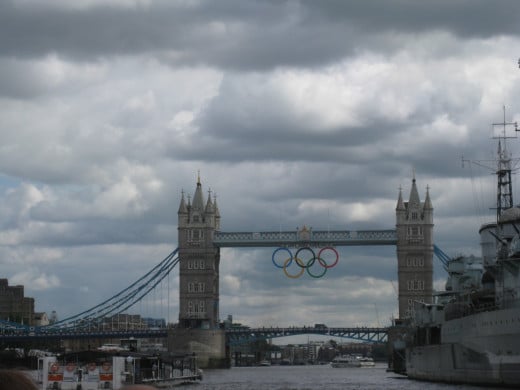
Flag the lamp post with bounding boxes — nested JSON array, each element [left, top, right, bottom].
[[125, 356, 135, 385]]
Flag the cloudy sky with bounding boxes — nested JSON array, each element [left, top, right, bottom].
[[2, 0, 520, 334]]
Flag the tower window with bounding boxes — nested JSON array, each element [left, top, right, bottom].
[[407, 280, 425, 291], [187, 260, 206, 270], [407, 226, 423, 242], [187, 300, 206, 316], [406, 257, 424, 267], [188, 229, 204, 242], [188, 282, 205, 293]]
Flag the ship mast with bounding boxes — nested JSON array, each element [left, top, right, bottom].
[[492, 107, 518, 220], [463, 107, 520, 223]]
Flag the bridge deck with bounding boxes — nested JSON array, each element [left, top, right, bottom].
[[0, 326, 388, 344], [226, 326, 388, 344], [213, 230, 397, 247]]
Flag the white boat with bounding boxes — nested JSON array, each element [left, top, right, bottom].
[[97, 343, 129, 352], [331, 354, 373, 368], [358, 356, 376, 367]]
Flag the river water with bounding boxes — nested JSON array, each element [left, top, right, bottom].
[[197, 363, 504, 390]]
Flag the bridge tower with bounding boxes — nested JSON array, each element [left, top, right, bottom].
[[395, 175, 434, 319], [177, 175, 221, 328], [168, 175, 227, 368]]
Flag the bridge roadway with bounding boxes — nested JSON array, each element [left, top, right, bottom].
[[226, 326, 388, 345], [0, 326, 388, 344]]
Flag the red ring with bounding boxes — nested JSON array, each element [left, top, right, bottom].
[[318, 247, 339, 268]]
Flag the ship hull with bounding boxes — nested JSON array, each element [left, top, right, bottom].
[[407, 344, 520, 386], [406, 307, 520, 387]]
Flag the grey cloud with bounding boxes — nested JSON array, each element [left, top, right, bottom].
[[0, 0, 515, 325], [2, 1, 519, 70]]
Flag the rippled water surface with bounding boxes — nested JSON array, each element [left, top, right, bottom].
[[197, 364, 504, 390]]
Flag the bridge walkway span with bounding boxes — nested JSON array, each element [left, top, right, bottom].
[[214, 230, 397, 247]]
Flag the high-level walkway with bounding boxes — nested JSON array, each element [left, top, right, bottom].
[[214, 229, 397, 247]]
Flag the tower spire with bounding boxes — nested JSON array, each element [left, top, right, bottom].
[[192, 172, 204, 211], [408, 175, 421, 207], [178, 189, 188, 214], [396, 186, 405, 211], [424, 185, 433, 210]]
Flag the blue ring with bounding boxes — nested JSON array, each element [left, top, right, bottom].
[[272, 247, 292, 269]]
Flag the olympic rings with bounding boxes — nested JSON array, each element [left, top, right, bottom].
[[272, 246, 340, 278]]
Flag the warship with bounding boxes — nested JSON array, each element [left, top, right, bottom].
[[396, 118, 520, 386]]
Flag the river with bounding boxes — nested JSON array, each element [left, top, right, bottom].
[[197, 363, 504, 390]]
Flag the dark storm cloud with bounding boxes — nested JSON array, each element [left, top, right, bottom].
[[1, 0, 519, 70], [304, 0, 520, 39]]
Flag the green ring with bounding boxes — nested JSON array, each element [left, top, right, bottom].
[[306, 257, 327, 278]]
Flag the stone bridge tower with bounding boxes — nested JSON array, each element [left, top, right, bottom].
[[168, 176, 227, 368], [177, 175, 220, 329], [395, 176, 434, 319]]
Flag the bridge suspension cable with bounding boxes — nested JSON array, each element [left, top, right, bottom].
[[41, 248, 179, 331], [433, 244, 451, 271]]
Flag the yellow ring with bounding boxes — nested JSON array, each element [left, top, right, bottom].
[[283, 257, 305, 279]]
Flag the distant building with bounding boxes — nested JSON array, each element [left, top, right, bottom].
[[142, 317, 166, 328], [49, 310, 58, 324], [337, 341, 373, 357], [100, 313, 147, 331], [0, 278, 35, 325], [34, 312, 50, 326]]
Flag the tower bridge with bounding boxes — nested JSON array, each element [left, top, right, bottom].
[[0, 174, 433, 369], [171, 174, 433, 367]]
